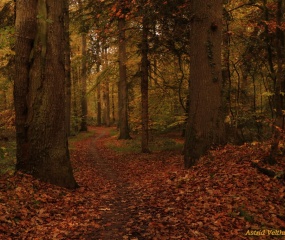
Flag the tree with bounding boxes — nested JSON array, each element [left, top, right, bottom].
[[117, 0, 131, 139], [102, 45, 111, 127], [184, 0, 225, 168], [64, 0, 72, 136], [79, 0, 88, 132], [268, 0, 285, 163], [14, 0, 78, 188], [140, 14, 150, 153]]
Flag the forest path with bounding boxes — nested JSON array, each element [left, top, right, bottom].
[[72, 127, 145, 240], [1, 127, 284, 239]]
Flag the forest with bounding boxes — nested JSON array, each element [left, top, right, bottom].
[[1, 0, 285, 239]]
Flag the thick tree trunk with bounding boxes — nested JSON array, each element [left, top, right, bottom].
[[14, 0, 78, 188], [118, 15, 131, 139], [78, 0, 87, 132], [184, 0, 225, 168], [64, 0, 71, 136], [141, 15, 150, 153]]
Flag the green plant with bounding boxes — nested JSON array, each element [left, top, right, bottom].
[[0, 141, 16, 175]]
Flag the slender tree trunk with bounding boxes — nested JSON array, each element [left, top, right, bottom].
[[184, 0, 225, 168], [104, 81, 111, 127], [141, 15, 150, 153], [118, 13, 131, 139], [14, 0, 77, 188], [72, 68, 80, 134], [111, 84, 116, 124], [96, 61, 102, 126]]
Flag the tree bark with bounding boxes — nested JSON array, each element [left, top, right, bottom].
[[141, 15, 150, 153], [79, 0, 88, 132], [80, 31, 88, 131], [184, 0, 225, 168], [14, 0, 78, 188], [96, 67, 102, 126], [118, 12, 131, 139], [64, 0, 71, 136], [268, 0, 284, 164], [103, 46, 111, 127]]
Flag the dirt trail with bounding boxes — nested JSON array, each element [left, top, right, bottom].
[[76, 127, 143, 240], [2, 127, 284, 239]]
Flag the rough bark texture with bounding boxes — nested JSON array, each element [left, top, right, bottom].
[[184, 0, 225, 168], [96, 72, 102, 126], [104, 47, 111, 127], [80, 31, 88, 132], [64, 0, 71, 136], [78, 0, 87, 132], [141, 16, 150, 153], [14, 0, 78, 188], [103, 47, 111, 127], [118, 14, 131, 139], [268, 0, 284, 164]]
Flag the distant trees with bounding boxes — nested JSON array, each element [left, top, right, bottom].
[[14, 0, 77, 188]]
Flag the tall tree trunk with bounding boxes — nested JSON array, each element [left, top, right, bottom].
[[268, 0, 284, 164], [118, 12, 131, 139], [141, 15, 150, 153], [184, 0, 225, 168], [96, 74, 102, 126], [71, 67, 80, 134], [103, 46, 111, 127], [14, 0, 77, 188], [64, 0, 71, 136], [111, 84, 116, 124], [104, 81, 111, 127], [80, 31, 88, 131], [79, 0, 87, 132], [95, 40, 102, 126]]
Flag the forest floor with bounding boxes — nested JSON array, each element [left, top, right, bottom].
[[1, 127, 285, 239]]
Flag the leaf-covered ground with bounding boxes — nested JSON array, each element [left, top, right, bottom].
[[1, 127, 285, 239]]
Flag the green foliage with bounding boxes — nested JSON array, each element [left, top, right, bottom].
[[108, 136, 183, 154], [0, 26, 14, 49], [151, 138, 183, 151], [238, 206, 255, 223], [108, 139, 141, 153], [68, 129, 96, 149], [0, 141, 16, 175]]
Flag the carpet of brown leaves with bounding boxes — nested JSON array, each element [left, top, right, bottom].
[[1, 127, 285, 239]]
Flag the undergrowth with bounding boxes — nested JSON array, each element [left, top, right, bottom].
[[108, 134, 183, 153], [0, 139, 16, 176]]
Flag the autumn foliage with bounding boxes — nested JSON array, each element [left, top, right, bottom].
[[1, 127, 285, 239]]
